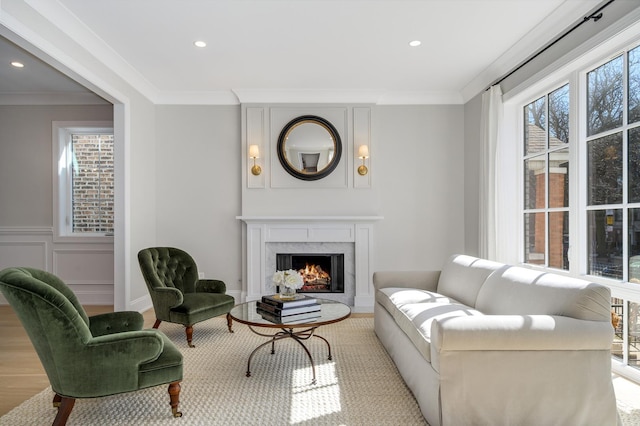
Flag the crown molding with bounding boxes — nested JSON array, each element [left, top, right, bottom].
[[376, 90, 463, 105], [154, 90, 240, 105], [1, 1, 131, 106], [0, 91, 109, 105], [232, 89, 384, 105], [460, 0, 602, 103], [233, 89, 463, 105], [22, 0, 160, 102]]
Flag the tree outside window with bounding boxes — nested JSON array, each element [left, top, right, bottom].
[[523, 84, 570, 270]]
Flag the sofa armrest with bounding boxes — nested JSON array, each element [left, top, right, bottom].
[[431, 314, 613, 354], [373, 270, 440, 292], [430, 314, 618, 426]]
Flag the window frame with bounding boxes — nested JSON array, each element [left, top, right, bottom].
[[52, 121, 114, 243], [503, 32, 640, 383], [522, 83, 571, 270]]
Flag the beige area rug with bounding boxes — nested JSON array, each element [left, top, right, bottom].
[[4, 316, 640, 426], [0, 317, 428, 425]]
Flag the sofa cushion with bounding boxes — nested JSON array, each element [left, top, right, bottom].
[[377, 287, 484, 362], [475, 266, 612, 322], [436, 254, 506, 308]]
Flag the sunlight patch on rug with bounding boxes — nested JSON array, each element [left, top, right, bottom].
[[290, 363, 341, 423]]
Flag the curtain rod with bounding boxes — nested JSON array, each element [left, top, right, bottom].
[[488, 0, 615, 89]]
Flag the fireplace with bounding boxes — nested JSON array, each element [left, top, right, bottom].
[[276, 253, 344, 293], [238, 216, 383, 309]]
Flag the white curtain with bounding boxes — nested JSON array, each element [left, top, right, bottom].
[[479, 85, 503, 261]]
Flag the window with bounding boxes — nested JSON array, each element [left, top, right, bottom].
[[53, 122, 114, 239], [586, 55, 625, 279], [523, 84, 570, 270], [585, 48, 640, 281], [516, 40, 640, 379]]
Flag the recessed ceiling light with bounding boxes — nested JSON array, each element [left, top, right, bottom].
[[409, 40, 421, 47], [10, 61, 24, 68], [194, 40, 207, 48]]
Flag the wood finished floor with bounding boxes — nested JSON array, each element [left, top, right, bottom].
[[0, 305, 372, 416]]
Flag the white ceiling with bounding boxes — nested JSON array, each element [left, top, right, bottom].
[[0, 0, 603, 105]]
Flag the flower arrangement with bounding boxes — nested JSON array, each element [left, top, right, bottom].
[[272, 269, 304, 292]]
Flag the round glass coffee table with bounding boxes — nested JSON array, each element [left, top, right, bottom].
[[227, 298, 351, 384]]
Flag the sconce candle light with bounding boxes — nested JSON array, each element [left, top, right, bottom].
[[249, 144, 262, 176], [357, 144, 369, 176]]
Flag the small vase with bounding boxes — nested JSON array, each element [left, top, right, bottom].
[[280, 286, 297, 300]]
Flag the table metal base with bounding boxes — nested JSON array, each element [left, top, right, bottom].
[[245, 325, 331, 385]]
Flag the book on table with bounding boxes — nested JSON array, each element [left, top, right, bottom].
[[261, 294, 318, 309], [257, 308, 321, 324], [256, 300, 321, 316]]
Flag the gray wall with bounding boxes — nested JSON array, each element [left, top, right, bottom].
[[463, 94, 482, 257], [154, 105, 242, 289], [0, 105, 114, 226], [375, 105, 465, 270], [154, 104, 466, 291]]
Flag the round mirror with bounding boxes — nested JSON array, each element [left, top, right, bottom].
[[277, 115, 342, 181]]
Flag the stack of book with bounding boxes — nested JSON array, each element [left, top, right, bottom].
[[256, 294, 321, 324]]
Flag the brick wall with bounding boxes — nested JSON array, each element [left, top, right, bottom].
[[71, 134, 114, 233]]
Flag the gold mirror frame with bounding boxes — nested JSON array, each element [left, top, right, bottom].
[[277, 115, 342, 181]]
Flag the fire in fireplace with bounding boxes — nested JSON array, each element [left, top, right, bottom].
[[276, 253, 344, 293]]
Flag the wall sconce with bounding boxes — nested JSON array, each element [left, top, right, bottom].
[[357, 145, 369, 176], [249, 144, 262, 176]]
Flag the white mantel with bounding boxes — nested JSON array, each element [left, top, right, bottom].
[[237, 216, 383, 312]]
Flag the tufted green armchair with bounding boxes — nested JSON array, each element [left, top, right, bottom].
[[137, 247, 235, 347], [0, 267, 183, 426]]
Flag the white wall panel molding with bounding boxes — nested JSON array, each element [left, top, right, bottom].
[[353, 107, 372, 188], [269, 106, 349, 188], [0, 226, 53, 236], [0, 227, 113, 305], [245, 107, 266, 189], [0, 241, 49, 270], [242, 104, 372, 190]]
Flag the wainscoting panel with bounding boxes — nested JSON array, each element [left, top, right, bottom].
[[0, 241, 48, 270], [53, 249, 114, 283], [53, 248, 114, 305], [0, 227, 114, 305]]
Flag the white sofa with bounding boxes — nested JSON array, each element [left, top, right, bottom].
[[373, 254, 618, 426]]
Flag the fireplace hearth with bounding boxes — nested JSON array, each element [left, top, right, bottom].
[[276, 253, 344, 293]]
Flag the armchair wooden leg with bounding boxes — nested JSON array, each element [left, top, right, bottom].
[[185, 325, 194, 348], [153, 319, 162, 329], [52, 393, 61, 408], [168, 381, 182, 418], [226, 313, 234, 333], [52, 396, 75, 426]]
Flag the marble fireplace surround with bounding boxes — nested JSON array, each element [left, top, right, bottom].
[[237, 216, 383, 312]]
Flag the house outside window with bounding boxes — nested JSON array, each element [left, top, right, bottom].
[[518, 41, 640, 376], [53, 122, 114, 240], [523, 84, 570, 270]]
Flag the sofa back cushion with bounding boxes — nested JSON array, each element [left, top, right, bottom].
[[475, 266, 611, 322], [436, 254, 506, 308]]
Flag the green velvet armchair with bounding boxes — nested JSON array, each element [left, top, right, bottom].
[[0, 267, 183, 426], [137, 247, 235, 348]]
